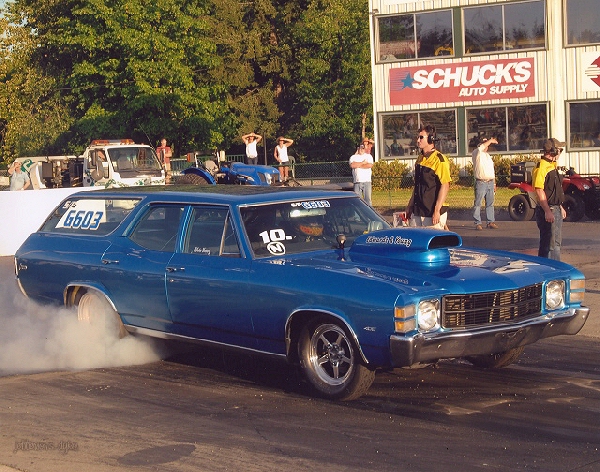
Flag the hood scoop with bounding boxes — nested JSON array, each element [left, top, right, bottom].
[[348, 228, 462, 269]]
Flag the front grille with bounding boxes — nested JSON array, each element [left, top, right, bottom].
[[442, 283, 542, 329]]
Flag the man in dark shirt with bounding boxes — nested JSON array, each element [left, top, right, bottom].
[[533, 138, 566, 260], [406, 125, 451, 230]]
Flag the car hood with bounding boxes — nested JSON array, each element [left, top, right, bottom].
[[269, 228, 578, 294]]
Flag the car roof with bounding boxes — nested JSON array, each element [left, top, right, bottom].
[[72, 185, 353, 206]]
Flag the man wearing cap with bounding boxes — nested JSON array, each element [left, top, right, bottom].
[[472, 136, 499, 230], [532, 138, 566, 260], [349, 144, 373, 206]]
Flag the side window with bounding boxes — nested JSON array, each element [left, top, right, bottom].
[[183, 207, 239, 257], [129, 205, 184, 252]]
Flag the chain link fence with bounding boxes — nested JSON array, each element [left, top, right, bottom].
[[167, 157, 515, 211]]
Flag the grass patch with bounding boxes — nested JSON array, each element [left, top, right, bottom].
[[372, 186, 517, 211]]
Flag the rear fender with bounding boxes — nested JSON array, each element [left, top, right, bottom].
[[508, 181, 535, 193]]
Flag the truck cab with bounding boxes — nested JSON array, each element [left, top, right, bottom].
[[82, 139, 164, 187]]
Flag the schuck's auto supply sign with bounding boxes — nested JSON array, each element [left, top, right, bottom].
[[390, 58, 536, 105]]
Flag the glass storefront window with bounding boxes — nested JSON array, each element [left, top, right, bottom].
[[377, 10, 453, 62], [467, 104, 547, 153], [382, 110, 457, 157], [569, 102, 600, 148], [566, 0, 600, 45], [464, 0, 545, 54]]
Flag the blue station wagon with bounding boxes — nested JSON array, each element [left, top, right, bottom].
[[14, 186, 590, 400]]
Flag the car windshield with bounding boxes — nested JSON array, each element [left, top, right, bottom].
[[107, 146, 163, 172], [241, 196, 389, 257]]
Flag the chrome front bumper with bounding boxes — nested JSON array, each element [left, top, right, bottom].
[[389, 306, 590, 367]]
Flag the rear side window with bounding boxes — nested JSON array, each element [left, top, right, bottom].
[[41, 198, 140, 236], [183, 206, 240, 257], [129, 205, 185, 252]]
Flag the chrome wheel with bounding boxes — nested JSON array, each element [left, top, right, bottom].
[[299, 321, 374, 400]]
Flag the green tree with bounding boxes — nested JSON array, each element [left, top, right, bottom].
[[1, 0, 374, 161], [0, 8, 73, 160], [9, 0, 233, 155], [284, 0, 372, 161]]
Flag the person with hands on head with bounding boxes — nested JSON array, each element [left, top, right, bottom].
[[472, 136, 499, 230], [406, 125, 451, 230], [274, 136, 294, 182], [533, 138, 566, 260], [242, 132, 262, 165], [8, 160, 31, 191]]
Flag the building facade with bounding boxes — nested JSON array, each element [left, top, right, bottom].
[[368, 0, 600, 174]]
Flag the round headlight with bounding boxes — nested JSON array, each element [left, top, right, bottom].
[[546, 280, 565, 310], [418, 300, 440, 332]]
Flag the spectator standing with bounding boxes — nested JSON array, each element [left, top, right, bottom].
[[8, 161, 31, 191], [472, 136, 499, 230], [406, 125, 451, 229], [242, 132, 262, 165], [274, 136, 294, 182], [156, 138, 173, 183], [533, 138, 566, 260], [362, 137, 375, 155], [349, 144, 373, 206]]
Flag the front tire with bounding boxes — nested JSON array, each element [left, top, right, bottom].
[[584, 202, 600, 221], [466, 346, 525, 368], [563, 194, 585, 222], [298, 321, 375, 401], [77, 291, 128, 338], [508, 194, 534, 221]]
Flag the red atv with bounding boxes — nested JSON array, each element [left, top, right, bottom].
[[508, 162, 600, 222]]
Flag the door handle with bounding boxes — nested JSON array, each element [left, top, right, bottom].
[[166, 267, 185, 272], [101, 259, 119, 265]]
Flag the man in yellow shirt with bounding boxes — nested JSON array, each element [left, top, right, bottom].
[[532, 138, 566, 260], [406, 125, 451, 230]]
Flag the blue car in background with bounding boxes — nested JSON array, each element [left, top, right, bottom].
[[14, 186, 590, 400]]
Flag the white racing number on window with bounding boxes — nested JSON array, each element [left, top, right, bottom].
[[56, 200, 106, 231], [259, 229, 292, 255]]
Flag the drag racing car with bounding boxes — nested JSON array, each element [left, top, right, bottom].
[[14, 186, 589, 400]]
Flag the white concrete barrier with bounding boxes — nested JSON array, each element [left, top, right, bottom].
[[0, 187, 100, 256]]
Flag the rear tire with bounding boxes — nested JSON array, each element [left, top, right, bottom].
[[508, 194, 534, 221], [466, 346, 525, 369], [298, 321, 375, 401], [177, 173, 210, 185], [563, 194, 585, 222], [77, 291, 128, 339]]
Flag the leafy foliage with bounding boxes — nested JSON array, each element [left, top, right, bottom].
[[0, 0, 372, 161]]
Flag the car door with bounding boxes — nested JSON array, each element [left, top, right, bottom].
[[166, 206, 255, 348], [99, 204, 185, 330]]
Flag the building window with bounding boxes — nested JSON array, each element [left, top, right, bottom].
[[566, 0, 600, 45], [377, 10, 453, 62], [467, 104, 547, 153], [569, 102, 600, 148], [464, 1, 545, 54], [381, 110, 457, 157]]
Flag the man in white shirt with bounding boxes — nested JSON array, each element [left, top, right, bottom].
[[349, 144, 373, 206], [472, 136, 498, 230]]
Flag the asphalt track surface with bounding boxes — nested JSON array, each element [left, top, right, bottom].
[[0, 213, 599, 471]]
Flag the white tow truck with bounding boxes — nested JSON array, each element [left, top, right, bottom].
[[15, 139, 165, 189]]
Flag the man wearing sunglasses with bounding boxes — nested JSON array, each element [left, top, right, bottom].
[[533, 138, 566, 260], [406, 125, 451, 230]]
